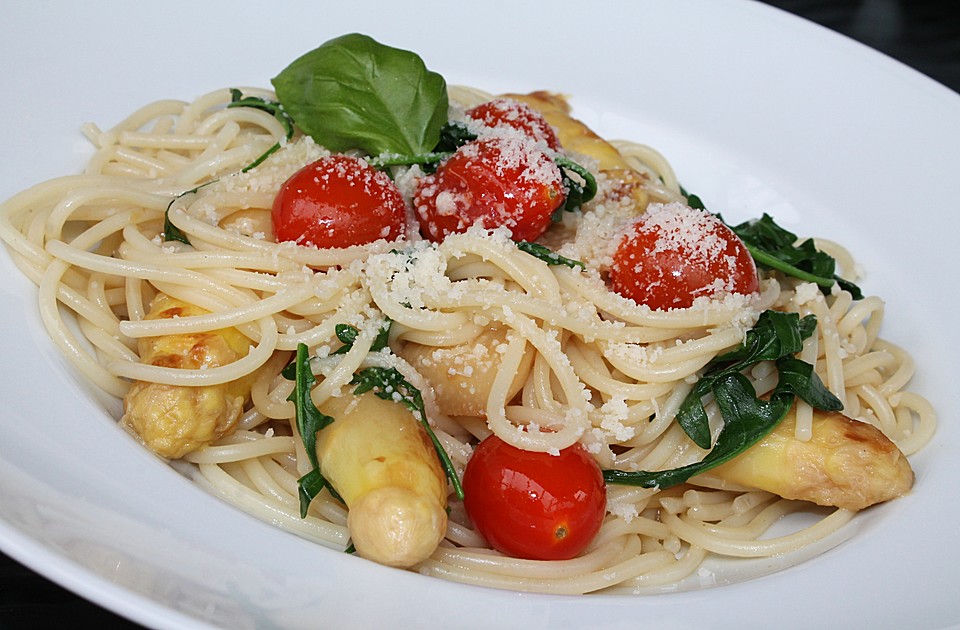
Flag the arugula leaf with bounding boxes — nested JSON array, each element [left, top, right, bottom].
[[162, 88, 298, 244], [604, 313, 843, 490], [774, 356, 844, 411], [605, 373, 793, 488], [297, 468, 328, 516], [351, 367, 464, 500], [163, 196, 191, 245], [434, 120, 477, 152], [679, 184, 706, 211], [331, 319, 392, 355], [553, 156, 598, 219], [676, 188, 863, 300], [228, 89, 295, 137], [332, 324, 359, 354], [369, 151, 452, 170], [272, 33, 448, 156], [516, 241, 585, 270], [285, 343, 336, 517], [676, 310, 816, 448], [369, 122, 475, 173], [710, 310, 814, 367], [227, 89, 296, 173], [731, 214, 863, 299], [163, 181, 218, 245]]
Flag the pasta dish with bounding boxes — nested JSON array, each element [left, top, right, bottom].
[[0, 34, 936, 594]]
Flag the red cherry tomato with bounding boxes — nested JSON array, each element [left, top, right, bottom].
[[462, 435, 606, 561], [272, 155, 406, 248], [608, 203, 759, 310], [466, 98, 561, 150], [413, 136, 565, 243]]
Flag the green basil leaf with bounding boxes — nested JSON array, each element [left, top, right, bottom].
[[272, 33, 448, 156]]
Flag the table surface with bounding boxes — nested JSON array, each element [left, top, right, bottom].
[[2, 1, 958, 628]]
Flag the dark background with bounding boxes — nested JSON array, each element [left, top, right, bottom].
[[2, 1, 958, 628]]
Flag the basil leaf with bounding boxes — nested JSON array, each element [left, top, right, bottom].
[[272, 33, 448, 156], [516, 241, 585, 270], [604, 373, 793, 489], [351, 367, 464, 500]]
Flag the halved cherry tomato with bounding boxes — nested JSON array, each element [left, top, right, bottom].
[[466, 98, 561, 150], [272, 155, 406, 248], [413, 136, 565, 243], [462, 435, 606, 561], [608, 202, 759, 310]]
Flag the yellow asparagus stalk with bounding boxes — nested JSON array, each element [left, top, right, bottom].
[[316, 390, 448, 568], [122, 293, 253, 459], [703, 408, 914, 510]]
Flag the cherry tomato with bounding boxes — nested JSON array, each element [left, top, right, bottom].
[[608, 202, 759, 310], [272, 155, 406, 248], [466, 98, 561, 150], [413, 136, 565, 243], [462, 435, 606, 561]]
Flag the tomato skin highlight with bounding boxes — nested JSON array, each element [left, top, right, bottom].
[[609, 202, 759, 310], [413, 136, 565, 243], [466, 98, 561, 150], [272, 155, 406, 248], [462, 435, 606, 561]]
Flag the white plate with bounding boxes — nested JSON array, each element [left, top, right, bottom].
[[1, 1, 958, 628]]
